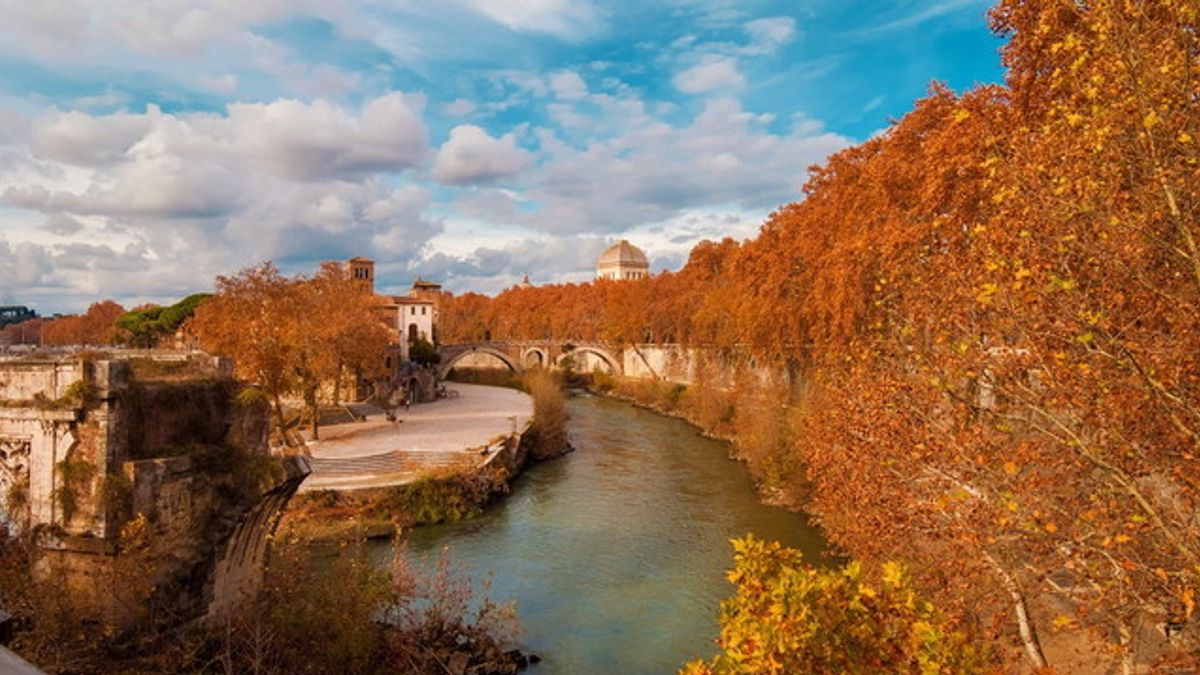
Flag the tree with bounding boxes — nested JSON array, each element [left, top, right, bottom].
[[40, 300, 126, 346], [193, 263, 391, 444], [115, 293, 211, 348], [408, 338, 440, 366], [193, 263, 299, 442]]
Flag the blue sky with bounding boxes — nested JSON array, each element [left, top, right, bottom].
[[0, 0, 1004, 313]]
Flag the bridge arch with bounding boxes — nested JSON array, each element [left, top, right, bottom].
[[438, 345, 522, 379], [556, 345, 621, 375], [522, 347, 548, 369]]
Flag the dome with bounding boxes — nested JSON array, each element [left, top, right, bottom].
[[597, 240, 648, 266]]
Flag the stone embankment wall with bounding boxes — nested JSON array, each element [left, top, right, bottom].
[[0, 352, 309, 628], [620, 344, 774, 388]]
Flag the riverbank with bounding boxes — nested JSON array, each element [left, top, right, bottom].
[[584, 373, 804, 510], [300, 382, 534, 492], [283, 373, 568, 542]]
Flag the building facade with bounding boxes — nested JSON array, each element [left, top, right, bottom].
[[341, 258, 440, 368]]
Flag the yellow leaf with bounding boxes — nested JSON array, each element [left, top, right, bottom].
[[1003, 461, 1019, 475], [1144, 110, 1160, 129], [1044, 521, 1058, 534], [882, 561, 905, 588]]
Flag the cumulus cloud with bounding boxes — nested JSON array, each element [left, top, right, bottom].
[[9, 94, 430, 218], [41, 213, 85, 235], [519, 98, 850, 234], [433, 125, 533, 185], [224, 93, 429, 179], [548, 70, 588, 100], [410, 234, 611, 293], [444, 98, 478, 117], [673, 57, 745, 93], [0, 92, 444, 310]]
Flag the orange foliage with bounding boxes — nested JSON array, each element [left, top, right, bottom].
[[433, 2, 1200, 667], [40, 300, 126, 346]]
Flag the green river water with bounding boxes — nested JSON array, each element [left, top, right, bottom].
[[389, 392, 829, 674]]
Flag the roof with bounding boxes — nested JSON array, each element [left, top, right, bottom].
[[597, 239, 648, 267], [389, 296, 435, 305], [411, 276, 442, 289], [347, 256, 374, 263]]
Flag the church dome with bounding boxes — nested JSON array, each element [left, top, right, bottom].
[[597, 240, 648, 267], [596, 240, 649, 281]]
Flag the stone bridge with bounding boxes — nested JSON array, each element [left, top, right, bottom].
[[437, 341, 629, 379]]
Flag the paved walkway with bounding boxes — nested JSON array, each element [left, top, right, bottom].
[[298, 383, 533, 492]]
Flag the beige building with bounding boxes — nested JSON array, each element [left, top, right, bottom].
[[342, 258, 440, 366], [596, 240, 649, 281]]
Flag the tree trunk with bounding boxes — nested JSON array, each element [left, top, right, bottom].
[[272, 394, 293, 447], [984, 553, 1048, 669], [1118, 620, 1136, 675], [332, 362, 343, 406], [308, 387, 320, 441], [631, 343, 659, 379]]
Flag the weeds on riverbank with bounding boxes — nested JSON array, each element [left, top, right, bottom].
[[520, 369, 570, 461], [189, 537, 523, 675], [0, 528, 525, 674], [283, 463, 511, 539]]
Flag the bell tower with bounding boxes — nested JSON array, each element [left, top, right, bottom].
[[346, 257, 375, 293]]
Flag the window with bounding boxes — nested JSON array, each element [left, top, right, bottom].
[[421, 306, 426, 316], [411, 307, 416, 315]]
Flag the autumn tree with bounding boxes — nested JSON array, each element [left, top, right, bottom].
[[193, 263, 299, 440], [292, 263, 391, 438], [40, 300, 126, 346], [193, 262, 391, 444]]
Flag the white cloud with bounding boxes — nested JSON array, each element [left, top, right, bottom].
[[225, 93, 429, 179], [549, 70, 588, 100], [444, 98, 478, 117], [433, 125, 533, 185], [744, 16, 797, 54], [518, 98, 850, 234], [0, 92, 444, 310], [41, 213, 85, 235], [673, 57, 745, 94], [463, 0, 602, 39]]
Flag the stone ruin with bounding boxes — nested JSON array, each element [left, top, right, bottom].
[[0, 351, 308, 630]]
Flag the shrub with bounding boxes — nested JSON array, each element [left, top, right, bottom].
[[681, 537, 990, 675], [522, 369, 569, 460]]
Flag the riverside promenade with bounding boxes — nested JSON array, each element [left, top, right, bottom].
[[298, 383, 533, 492]]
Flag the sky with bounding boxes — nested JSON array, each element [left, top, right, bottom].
[[0, 0, 1005, 314]]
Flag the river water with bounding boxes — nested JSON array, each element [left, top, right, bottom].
[[393, 392, 829, 674]]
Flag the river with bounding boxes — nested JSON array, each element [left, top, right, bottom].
[[389, 392, 829, 674]]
